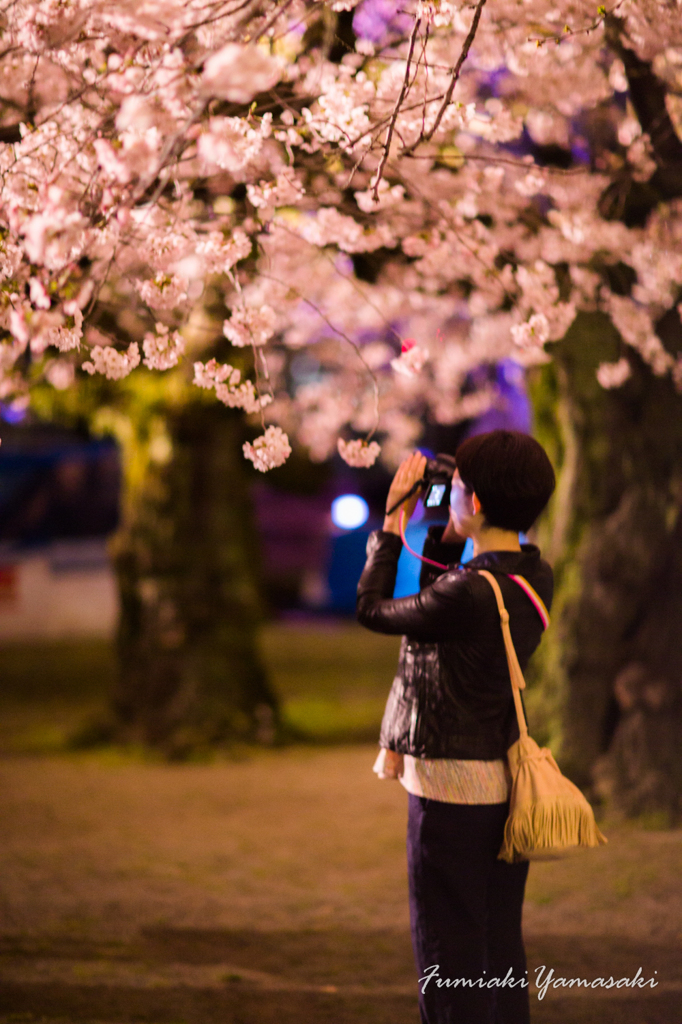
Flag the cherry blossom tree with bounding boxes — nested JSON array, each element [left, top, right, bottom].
[[30, 306, 281, 756], [1, 0, 682, 808]]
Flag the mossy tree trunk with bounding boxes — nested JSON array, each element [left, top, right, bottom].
[[527, 311, 682, 822], [523, 23, 682, 822], [109, 401, 280, 757]]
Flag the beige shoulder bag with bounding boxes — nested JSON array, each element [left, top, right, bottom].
[[478, 569, 607, 864]]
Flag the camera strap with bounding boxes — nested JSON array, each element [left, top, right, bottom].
[[398, 510, 550, 631], [506, 574, 550, 630], [398, 509, 449, 570]]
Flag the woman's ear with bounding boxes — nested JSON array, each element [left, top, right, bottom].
[[472, 492, 482, 516]]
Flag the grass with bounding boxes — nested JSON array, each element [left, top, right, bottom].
[[0, 748, 681, 1024], [260, 621, 400, 742], [0, 639, 117, 755], [0, 622, 401, 753], [2, 627, 682, 1024]]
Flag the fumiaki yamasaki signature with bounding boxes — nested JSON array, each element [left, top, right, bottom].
[[419, 965, 658, 1000]]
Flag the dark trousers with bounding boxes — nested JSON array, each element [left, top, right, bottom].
[[407, 794, 530, 1024]]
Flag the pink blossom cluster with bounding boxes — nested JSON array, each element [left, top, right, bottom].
[[193, 359, 271, 416], [82, 342, 141, 380], [198, 115, 273, 175], [135, 275, 189, 312], [337, 438, 382, 468], [143, 324, 185, 371], [243, 425, 292, 472], [597, 358, 632, 390], [0, 0, 681, 469], [223, 305, 277, 348]]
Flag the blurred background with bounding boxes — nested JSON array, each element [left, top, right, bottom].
[[4, 363, 680, 1024], [0, 359, 529, 753]]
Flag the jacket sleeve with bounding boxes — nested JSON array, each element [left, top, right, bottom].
[[356, 529, 474, 642], [419, 524, 467, 589]]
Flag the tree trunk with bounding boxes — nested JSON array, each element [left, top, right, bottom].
[[110, 402, 280, 757], [527, 311, 682, 822]]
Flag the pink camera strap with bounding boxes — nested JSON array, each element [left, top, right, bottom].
[[506, 573, 550, 630], [398, 510, 550, 630]]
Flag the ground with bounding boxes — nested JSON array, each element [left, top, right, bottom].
[[0, 622, 681, 1024]]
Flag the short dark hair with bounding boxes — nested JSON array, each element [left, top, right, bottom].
[[455, 430, 555, 533]]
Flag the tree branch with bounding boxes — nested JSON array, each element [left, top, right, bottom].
[[401, 0, 487, 157], [371, 16, 421, 202]]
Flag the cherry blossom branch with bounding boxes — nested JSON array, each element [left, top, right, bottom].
[[129, 98, 210, 208], [343, 140, 375, 189], [259, 272, 381, 441], [272, 221, 403, 344], [401, 0, 488, 156], [253, 0, 299, 42], [388, 161, 514, 300], [251, 343, 268, 430], [179, 0, 256, 42], [419, 23, 431, 140], [527, 0, 626, 47], [340, 92, 447, 152], [2, 0, 682, 449], [406, 151, 590, 176], [371, 16, 422, 202]]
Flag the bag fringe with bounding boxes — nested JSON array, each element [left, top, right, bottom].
[[499, 797, 608, 863]]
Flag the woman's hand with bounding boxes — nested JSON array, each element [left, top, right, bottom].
[[383, 451, 427, 536]]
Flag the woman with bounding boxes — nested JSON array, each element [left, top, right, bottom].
[[356, 429, 556, 1024]]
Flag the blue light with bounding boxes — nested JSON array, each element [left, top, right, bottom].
[[0, 402, 27, 425], [331, 494, 369, 530]]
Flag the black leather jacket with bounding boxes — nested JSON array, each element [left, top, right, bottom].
[[356, 525, 554, 760]]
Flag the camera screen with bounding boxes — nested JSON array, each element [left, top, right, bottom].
[[426, 483, 446, 507]]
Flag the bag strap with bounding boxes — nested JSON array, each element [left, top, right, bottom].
[[477, 569, 529, 739], [507, 573, 550, 630]]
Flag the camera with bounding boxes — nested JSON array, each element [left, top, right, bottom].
[[386, 453, 458, 515], [422, 454, 458, 509]]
